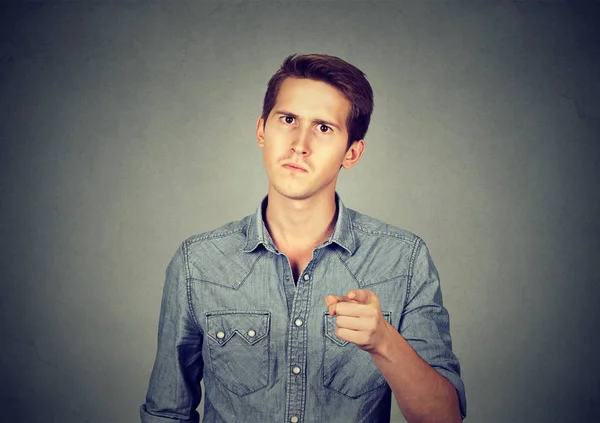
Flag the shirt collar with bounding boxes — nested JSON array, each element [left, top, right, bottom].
[[243, 193, 356, 255]]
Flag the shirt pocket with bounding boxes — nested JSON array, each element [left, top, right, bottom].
[[322, 311, 392, 398], [206, 311, 271, 396]]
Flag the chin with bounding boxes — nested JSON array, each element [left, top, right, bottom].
[[271, 184, 316, 201]]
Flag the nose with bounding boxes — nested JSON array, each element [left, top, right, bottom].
[[291, 127, 310, 155]]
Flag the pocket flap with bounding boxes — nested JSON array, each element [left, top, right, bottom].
[[206, 311, 270, 346]]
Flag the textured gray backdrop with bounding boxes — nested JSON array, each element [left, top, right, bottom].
[[1, 1, 599, 422]]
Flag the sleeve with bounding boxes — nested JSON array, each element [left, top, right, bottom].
[[140, 242, 204, 423], [399, 237, 467, 420]]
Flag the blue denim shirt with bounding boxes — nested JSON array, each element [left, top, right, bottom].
[[140, 195, 466, 422]]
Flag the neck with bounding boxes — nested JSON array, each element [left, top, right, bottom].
[[264, 189, 338, 253]]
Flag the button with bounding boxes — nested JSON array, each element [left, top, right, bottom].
[[292, 366, 301, 375], [216, 331, 225, 339], [290, 416, 299, 423], [303, 274, 310, 281], [294, 319, 303, 327], [247, 329, 256, 337]]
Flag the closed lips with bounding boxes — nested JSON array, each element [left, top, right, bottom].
[[283, 163, 308, 171]]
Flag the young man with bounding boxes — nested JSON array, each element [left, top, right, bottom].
[[140, 54, 466, 423]]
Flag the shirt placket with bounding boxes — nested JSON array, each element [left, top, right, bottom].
[[283, 252, 319, 423]]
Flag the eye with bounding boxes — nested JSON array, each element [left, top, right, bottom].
[[282, 116, 295, 124], [318, 124, 332, 133]]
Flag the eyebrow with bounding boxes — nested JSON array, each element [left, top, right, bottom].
[[273, 110, 342, 131]]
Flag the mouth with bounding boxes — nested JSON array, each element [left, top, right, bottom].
[[282, 163, 308, 173]]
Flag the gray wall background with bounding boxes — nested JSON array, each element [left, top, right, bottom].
[[1, 1, 599, 422]]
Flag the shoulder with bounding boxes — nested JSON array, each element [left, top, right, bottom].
[[183, 214, 252, 247], [347, 208, 423, 248]]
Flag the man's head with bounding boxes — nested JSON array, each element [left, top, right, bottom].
[[261, 54, 374, 150], [256, 54, 373, 202]]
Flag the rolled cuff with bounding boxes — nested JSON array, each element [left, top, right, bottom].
[[140, 404, 200, 423]]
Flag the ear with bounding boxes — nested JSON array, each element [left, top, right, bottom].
[[256, 116, 265, 147], [341, 140, 365, 169]]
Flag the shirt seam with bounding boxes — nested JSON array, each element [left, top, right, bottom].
[[333, 249, 361, 286], [186, 226, 246, 245], [405, 236, 422, 308], [334, 249, 409, 288], [187, 250, 267, 289], [352, 222, 416, 244], [183, 240, 202, 332]]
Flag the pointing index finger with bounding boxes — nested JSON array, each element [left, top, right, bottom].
[[347, 290, 371, 304]]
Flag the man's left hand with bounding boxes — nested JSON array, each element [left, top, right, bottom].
[[325, 290, 393, 355]]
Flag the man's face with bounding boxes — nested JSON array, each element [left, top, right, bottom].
[[256, 77, 364, 201]]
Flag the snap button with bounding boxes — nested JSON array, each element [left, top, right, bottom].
[[216, 331, 225, 339], [294, 318, 303, 327], [303, 274, 310, 281], [247, 329, 256, 338], [292, 366, 301, 375], [290, 417, 299, 423]]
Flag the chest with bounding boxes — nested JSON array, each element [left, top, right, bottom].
[[287, 252, 313, 282]]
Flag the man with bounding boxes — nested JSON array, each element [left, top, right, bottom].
[[140, 54, 466, 423]]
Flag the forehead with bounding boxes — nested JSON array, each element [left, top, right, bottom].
[[273, 78, 351, 129]]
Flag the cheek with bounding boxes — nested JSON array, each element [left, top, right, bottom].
[[262, 141, 284, 164], [323, 146, 347, 166]]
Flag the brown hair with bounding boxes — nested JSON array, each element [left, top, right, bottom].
[[261, 54, 374, 149]]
